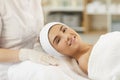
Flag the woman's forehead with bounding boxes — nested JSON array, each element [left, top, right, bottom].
[[49, 24, 62, 32], [50, 23, 68, 30], [49, 24, 61, 35]]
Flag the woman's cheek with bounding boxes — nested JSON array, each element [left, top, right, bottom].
[[58, 43, 66, 50], [57, 43, 67, 52]]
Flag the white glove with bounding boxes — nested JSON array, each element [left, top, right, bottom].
[[19, 49, 59, 66]]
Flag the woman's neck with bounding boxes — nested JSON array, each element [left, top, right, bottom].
[[74, 43, 93, 74], [74, 43, 93, 60]]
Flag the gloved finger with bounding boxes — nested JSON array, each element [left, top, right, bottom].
[[41, 55, 59, 66]]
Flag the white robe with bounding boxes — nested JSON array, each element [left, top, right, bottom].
[[0, 0, 44, 49], [8, 57, 89, 80], [88, 31, 120, 80], [0, 0, 44, 79]]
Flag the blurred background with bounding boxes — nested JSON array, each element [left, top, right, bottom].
[[42, 0, 120, 44]]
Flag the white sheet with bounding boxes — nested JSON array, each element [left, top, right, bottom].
[[0, 63, 14, 80], [8, 57, 90, 80], [88, 31, 120, 80]]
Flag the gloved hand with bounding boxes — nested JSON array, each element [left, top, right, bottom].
[[19, 49, 59, 66]]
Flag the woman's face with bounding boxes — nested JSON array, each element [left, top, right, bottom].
[[48, 24, 82, 57]]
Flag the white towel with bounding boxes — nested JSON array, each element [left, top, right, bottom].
[[88, 31, 120, 80], [8, 57, 89, 80]]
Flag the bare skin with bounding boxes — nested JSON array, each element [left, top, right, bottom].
[[0, 49, 20, 62], [48, 24, 93, 74]]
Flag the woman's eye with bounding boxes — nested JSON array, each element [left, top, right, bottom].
[[56, 38, 60, 44]]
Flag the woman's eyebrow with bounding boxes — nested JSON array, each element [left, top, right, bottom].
[[53, 36, 57, 44], [60, 25, 63, 31]]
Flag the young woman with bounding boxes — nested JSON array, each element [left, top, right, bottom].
[[40, 22, 120, 80]]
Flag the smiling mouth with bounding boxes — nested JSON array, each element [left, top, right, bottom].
[[68, 35, 76, 46]]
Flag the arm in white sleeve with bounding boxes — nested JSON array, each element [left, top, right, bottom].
[[0, 0, 3, 37], [0, 15, 2, 36], [0, 7, 2, 36]]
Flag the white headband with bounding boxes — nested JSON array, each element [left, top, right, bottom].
[[39, 22, 65, 58]]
